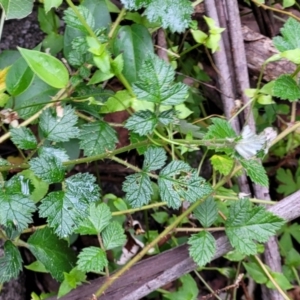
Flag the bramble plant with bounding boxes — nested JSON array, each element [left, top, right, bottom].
[[0, 0, 300, 299]]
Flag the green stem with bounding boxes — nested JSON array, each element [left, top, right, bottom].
[[97, 233, 109, 277], [108, 7, 126, 39], [214, 195, 276, 205]]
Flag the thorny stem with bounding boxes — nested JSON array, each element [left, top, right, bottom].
[[94, 166, 242, 297]]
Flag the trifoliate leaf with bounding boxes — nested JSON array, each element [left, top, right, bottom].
[[102, 221, 126, 250], [123, 173, 153, 207], [235, 126, 266, 159], [39, 191, 90, 238], [63, 6, 95, 33], [0, 179, 35, 231], [273, 75, 300, 101], [121, 0, 193, 33], [39, 105, 79, 142], [0, 241, 22, 283], [240, 159, 269, 187], [273, 18, 300, 51], [188, 231, 216, 267], [79, 121, 118, 156], [125, 110, 158, 136], [28, 227, 76, 281], [75, 203, 112, 235], [210, 155, 234, 175], [65, 173, 100, 203], [77, 247, 108, 273], [225, 199, 285, 255], [10, 127, 37, 150], [193, 197, 218, 228], [143, 146, 167, 172], [29, 152, 65, 184], [158, 161, 213, 209], [133, 54, 188, 105]]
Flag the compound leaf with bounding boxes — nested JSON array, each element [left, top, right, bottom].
[[193, 197, 218, 228], [204, 118, 237, 140], [143, 146, 167, 171], [0, 241, 22, 283], [28, 227, 76, 281], [123, 173, 153, 207], [225, 199, 285, 255], [77, 247, 108, 273], [240, 159, 269, 187], [10, 127, 37, 150], [79, 121, 118, 156], [39, 105, 79, 142], [158, 161, 212, 209], [102, 221, 126, 250], [133, 54, 188, 105], [188, 231, 216, 267], [273, 74, 300, 101]]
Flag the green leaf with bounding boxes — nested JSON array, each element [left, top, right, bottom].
[[204, 118, 237, 140], [123, 173, 153, 207], [44, 0, 63, 13], [63, 6, 95, 33], [133, 54, 188, 105], [0, 0, 33, 20], [39, 190, 91, 238], [79, 121, 118, 156], [121, 0, 193, 33], [58, 267, 86, 298], [267, 271, 293, 290], [158, 109, 177, 126], [39, 105, 79, 142], [38, 6, 60, 34], [273, 75, 300, 101], [10, 127, 37, 150], [210, 154, 234, 175], [276, 168, 300, 196], [40, 146, 69, 162], [0, 241, 22, 283], [151, 211, 169, 224], [125, 110, 158, 136], [143, 146, 167, 171], [77, 247, 108, 273], [188, 231, 216, 267], [158, 161, 212, 209], [29, 151, 65, 184], [243, 261, 267, 284], [0, 178, 36, 231], [25, 260, 48, 273], [225, 199, 285, 255], [273, 18, 300, 51], [283, 0, 295, 8], [112, 24, 154, 84], [240, 159, 269, 187], [6, 56, 34, 96], [75, 203, 112, 235], [28, 227, 77, 281], [100, 90, 133, 113], [18, 47, 69, 88], [193, 197, 218, 228], [102, 221, 126, 250], [65, 173, 100, 203]]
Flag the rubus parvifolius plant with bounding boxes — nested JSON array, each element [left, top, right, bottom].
[[0, 0, 292, 298]]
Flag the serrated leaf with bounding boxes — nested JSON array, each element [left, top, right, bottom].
[[121, 0, 193, 33], [18, 47, 69, 89], [102, 221, 126, 250], [123, 173, 153, 207], [240, 159, 269, 187], [75, 203, 112, 235], [210, 154, 234, 175], [273, 74, 300, 101], [30, 152, 65, 184], [63, 6, 95, 33], [39, 146, 69, 162], [77, 247, 108, 273], [65, 173, 100, 203], [100, 90, 133, 113], [204, 118, 237, 140], [0, 241, 22, 283], [39, 105, 79, 142], [10, 127, 37, 150], [158, 109, 177, 125], [276, 168, 300, 196], [39, 191, 90, 238], [188, 231, 216, 267], [273, 18, 300, 51], [158, 161, 212, 209], [125, 110, 158, 136], [225, 199, 285, 255], [79, 121, 118, 156], [143, 146, 167, 171], [28, 227, 76, 281], [0, 0, 33, 20], [0, 179, 36, 231], [133, 54, 188, 105], [193, 197, 218, 228]]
